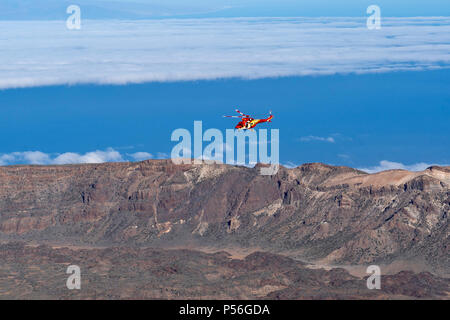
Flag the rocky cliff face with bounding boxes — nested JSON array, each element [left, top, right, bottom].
[[0, 160, 448, 276]]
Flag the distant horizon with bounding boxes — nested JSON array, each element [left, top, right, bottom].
[[3, 15, 450, 21]]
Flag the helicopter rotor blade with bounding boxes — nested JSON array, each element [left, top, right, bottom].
[[235, 109, 250, 117]]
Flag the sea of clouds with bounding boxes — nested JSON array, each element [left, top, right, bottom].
[[0, 148, 168, 166], [1, 17, 450, 89]]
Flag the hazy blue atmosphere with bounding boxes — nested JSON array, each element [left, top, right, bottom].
[[1, 70, 449, 171], [1, 0, 450, 19]]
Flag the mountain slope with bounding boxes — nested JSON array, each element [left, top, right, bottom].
[[0, 160, 448, 275]]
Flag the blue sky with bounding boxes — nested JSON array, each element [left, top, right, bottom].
[[1, 70, 449, 171], [0, 2, 449, 171], [1, 0, 450, 19]]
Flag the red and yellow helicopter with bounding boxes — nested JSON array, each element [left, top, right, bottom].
[[224, 109, 273, 130]]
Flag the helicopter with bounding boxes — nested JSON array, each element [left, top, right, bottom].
[[224, 109, 273, 130]]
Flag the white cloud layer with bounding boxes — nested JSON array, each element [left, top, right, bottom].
[[1, 17, 450, 88], [128, 152, 153, 161], [300, 135, 335, 143], [53, 149, 123, 164], [0, 148, 166, 165], [358, 160, 449, 173]]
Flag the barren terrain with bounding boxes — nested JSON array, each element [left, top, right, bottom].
[[0, 160, 448, 299]]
